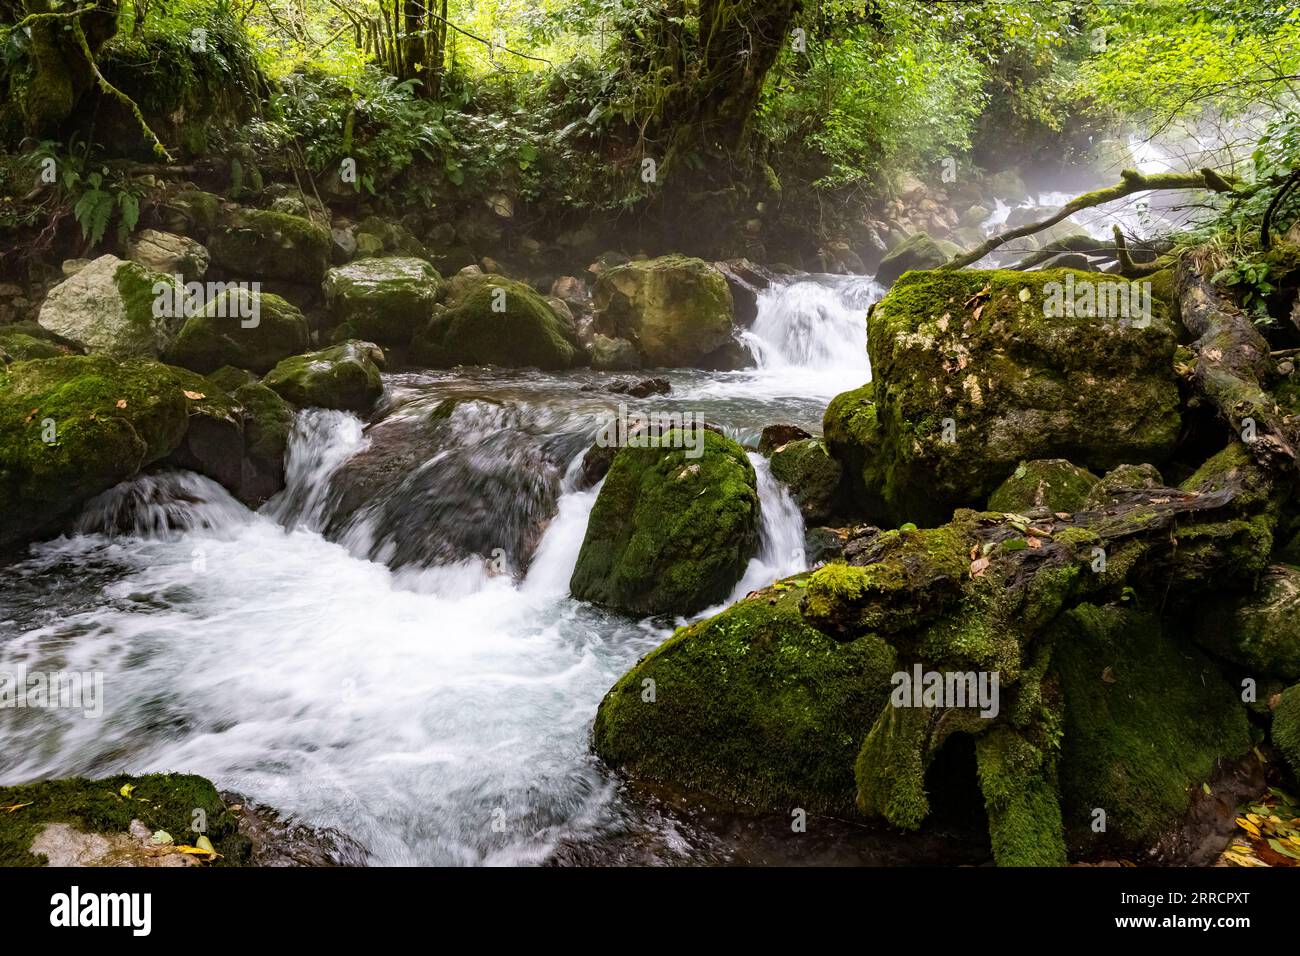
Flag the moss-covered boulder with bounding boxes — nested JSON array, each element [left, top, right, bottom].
[[322, 256, 442, 347], [410, 276, 578, 369], [0, 773, 250, 867], [768, 437, 842, 524], [1084, 462, 1164, 509], [1053, 603, 1252, 855], [164, 288, 310, 375], [0, 321, 78, 363], [0, 354, 192, 550], [1189, 564, 1300, 682], [867, 269, 1180, 525], [263, 341, 383, 413], [36, 254, 178, 359], [987, 459, 1098, 514], [207, 207, 331, 283], [570, 429, 760, 615], [1275, 683, 1300, 780], [822, 382, 888, 521], [592, 255, 733, 368], [233, 381, 294, 504], [592, 583, 898, 812], [874, 232, 950, 288]]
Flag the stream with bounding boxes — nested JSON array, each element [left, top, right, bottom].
[[0, 272, 1001, 866]]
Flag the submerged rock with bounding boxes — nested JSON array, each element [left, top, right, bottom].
[[410, 276, 578, 370], [570, 429, 759, 615], [37, 254, 178, 359], [592, 255, 734, 368], [986, 459, 1097, 514], [164, 287, 310, 375], [321, 256, 442, 347], [263, 341, 384, 414]]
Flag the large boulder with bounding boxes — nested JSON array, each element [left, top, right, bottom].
[[207, 207, 331, 284], [126, 228, 210, 281], [164, 288, 310, 375], [1275, 683, 1300, 779], [0, 355, 192, 550], [37, 254, 178, 359], [821, 383, 888, 521], [570, 429, 760, 615], [262, 341, 384, 413], [231, 381, 294, 504], [592, 255, 733, 368], [321, 257, 442, 347], [593, 583, 897, 813], [874, 232, 950, 289], [0, 322, 78, 363], [863, 269, 1180, 525], [410, 276, 578, 370]]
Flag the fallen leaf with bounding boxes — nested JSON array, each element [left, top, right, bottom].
[[119, 783, 135, 798], [0, 802, 32, 813], [970, 557, 990, 577], [182, 390, 206, 401], [1101, 666, 1117, 684], [115, 399, 127, 409]]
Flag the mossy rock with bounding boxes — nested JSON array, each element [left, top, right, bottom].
[[410, 276, 577, 370], [1084, 463, 1164, 509], [322, 257, 442, 347], [0, 321, 79, 363], [1189, 564, 1300, 682], [987, 459, 1098, 514], [570, 429, 759, 615], [822, 382, 889, 521], [875, 232, 950, 288], [1053, 603, 1252, 854], [0, 354, 191, 550], [233, 381, 294, 504], [208, 207, 331, 283], [0, 773, 250, 867], [162, 189, 224, 235], [592, 583, 897, 813], [263, 341, 383, 414], [592, 255, 734, 368], [768, 437, 842, 524], [37, 254, 179, 359], [867, 269, 1180, 526], [164, 288, 310, 375], [1274, 683, 1300, 780]]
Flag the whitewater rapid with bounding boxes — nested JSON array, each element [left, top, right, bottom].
[[0, 273, 872, 864]]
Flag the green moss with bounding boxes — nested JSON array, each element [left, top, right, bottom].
[[233, 381, 293, 475], [822, 383, 888, 520], [208, 208, 331, 283], [1190, 565, 1300, 681], [411, 277, 577, 370], [592, 584, 897, 813], [768, 438, 842, 523], [262, 341, 383, 413], [164, 289, 310, 375], [322, 257, 442, 347], [1053, 603, 1252, 854], [1274, 683, 1300, 780], [0, 322, 76, 362], [0, 773, 249, 867], [866, 268, 1180, 525], [975, 727, 1066, 866], [0, 355, 191, 550], [853, 703, 933, 828], [987, 459, 1098, 514], [570, 429, 759, 615]]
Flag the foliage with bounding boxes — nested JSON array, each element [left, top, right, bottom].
[[27, 141, 143, 248]]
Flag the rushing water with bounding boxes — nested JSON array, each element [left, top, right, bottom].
[[0, 272, 998, 867]]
